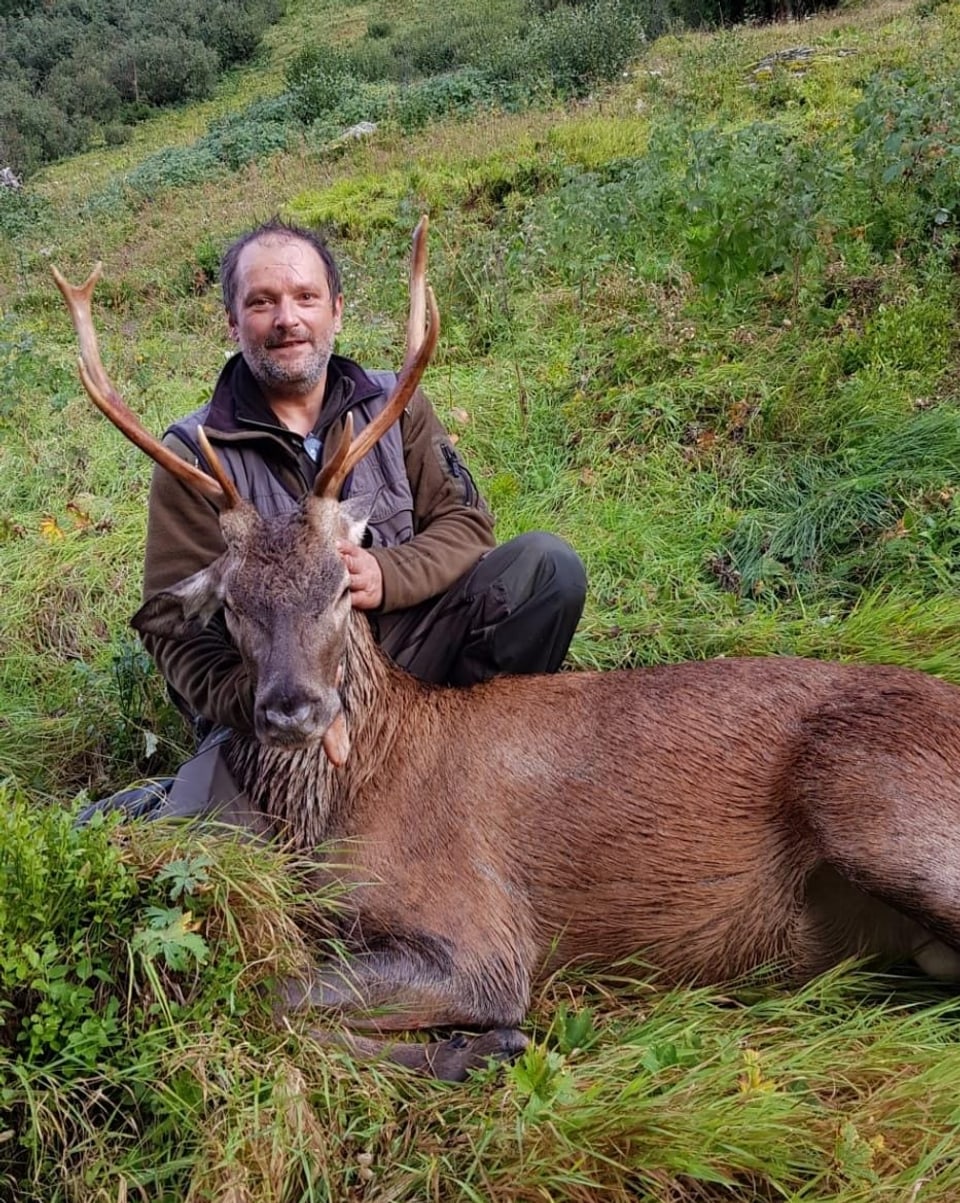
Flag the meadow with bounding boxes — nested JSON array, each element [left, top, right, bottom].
[[2, 0, 960, 1197]]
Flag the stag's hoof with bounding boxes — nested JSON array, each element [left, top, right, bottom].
[[426, 1027, 529, 1082]]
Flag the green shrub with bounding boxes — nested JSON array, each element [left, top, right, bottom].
[[108, 34, 219, 106], [102, 120, 131, 146], [202, 107, 295, 170], [286, 43, 356, 121], [491, 0, 647, 96], [0, 0, 284, 174], [852, 70, 960, 253], [328, 79, 395, 128], [346, 3, 524, 82], [45, 58, 119, 122], [0, 315, 74, 421], [680, 123, 845, 294], [123, 145, 224, 198], [0, 185, 48, 241], [199, 0, 273, 67], [0, 792, 137, 1073], [392, 68, 500, 132], [0, 81, 88, 176]]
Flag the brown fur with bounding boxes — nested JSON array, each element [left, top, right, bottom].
[[134, 494, 960, 1076]]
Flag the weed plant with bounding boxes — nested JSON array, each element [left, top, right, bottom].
[[3, 0, 960, 1196]]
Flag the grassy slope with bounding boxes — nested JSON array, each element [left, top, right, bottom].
[[3, 0, 960, 1197]]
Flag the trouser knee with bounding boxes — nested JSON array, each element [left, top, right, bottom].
[[472, 531, 587, 678], [374, 532, 587, 684], [496, 531, 587, 623]]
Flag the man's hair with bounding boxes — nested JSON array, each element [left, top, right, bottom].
[[219, 217, 343, 318]]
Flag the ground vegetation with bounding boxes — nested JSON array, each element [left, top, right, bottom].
[[1, 0, 960, 1197]]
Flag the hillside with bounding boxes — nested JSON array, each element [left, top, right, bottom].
[[2, 0, 960, 1197]]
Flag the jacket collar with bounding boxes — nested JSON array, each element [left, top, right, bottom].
[[205, 352, 387, 439]]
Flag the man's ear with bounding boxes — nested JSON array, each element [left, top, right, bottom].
[[338, 494, 371, 546], [226, 306, 239, 344], [132, 559, 229, 639]]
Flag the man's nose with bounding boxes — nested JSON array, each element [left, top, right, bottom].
[[273, 295, 297, 327]]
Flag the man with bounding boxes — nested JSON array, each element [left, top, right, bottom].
[[140, 218, 586, 752]]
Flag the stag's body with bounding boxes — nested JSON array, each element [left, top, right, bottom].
[[225, 536, 960, 1033], [55, 224, 960, 1079]]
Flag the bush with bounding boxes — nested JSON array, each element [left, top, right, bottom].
[[852, 70, 960, 253], [45, 58, 119, 122], [286, 43, 356, 121], [346, 4, 523, 83], [522, 0, 647, 96], [0, 81, 87, 176], [0, 0, 284, 174], [123, 144, 224, 198], [103, 120, 131, 146], [0, 183, 46, 240], [109, 34, 219, 106], [680, 122, 844, 294], [391, 68, 500, 132], [0, 794, 137, 1073], [202, 110, 294, 170], [199, 0, 269, 67]]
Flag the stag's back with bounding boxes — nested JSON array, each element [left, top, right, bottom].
[[341, 655, 960, 983]]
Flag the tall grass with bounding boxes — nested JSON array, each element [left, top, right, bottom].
[[2, 0, 960, 1196]]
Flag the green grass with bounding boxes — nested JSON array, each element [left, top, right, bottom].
[[3, 0, 960, 1196]]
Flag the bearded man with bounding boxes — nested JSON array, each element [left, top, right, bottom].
[[139, 219, 587, 756]]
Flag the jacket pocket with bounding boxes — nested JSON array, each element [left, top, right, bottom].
[[434, 438, 487, 511]]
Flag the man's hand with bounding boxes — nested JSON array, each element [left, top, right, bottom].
[[337, 540, 383, 610]]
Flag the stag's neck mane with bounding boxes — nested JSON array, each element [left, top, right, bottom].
[[227, 607, 425, 847]]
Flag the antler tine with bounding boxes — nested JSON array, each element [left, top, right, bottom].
[[404, 213, 429, 369], [315, 411, 355, 498], [318, 216, 438, 500], [51, 264, 230, 507], [196, 427, 242, 508]]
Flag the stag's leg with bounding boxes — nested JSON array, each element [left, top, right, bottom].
[[797, 864, 958, 978], [293, 1024, 529, 1082], [278, 941, 532, 1081], [794, 699, 960, 978]]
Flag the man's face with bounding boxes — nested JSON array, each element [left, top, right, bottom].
[[228, 235, 344, 398]]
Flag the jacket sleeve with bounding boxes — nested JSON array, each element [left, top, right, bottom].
[[367, 388, 496, 612], [139, 437, 256, 733]]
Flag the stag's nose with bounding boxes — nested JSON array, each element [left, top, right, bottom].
[[256, 694, 326, 746], [256, 678, 341, 747], [262, 700, 315, 732]]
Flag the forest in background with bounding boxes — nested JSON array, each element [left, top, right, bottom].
[[1, 0, 843, 177]]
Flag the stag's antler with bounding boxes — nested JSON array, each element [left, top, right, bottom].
[[316, 214, 439, 499], [51, 264, 238, 508], [54, 215, 437, 507]]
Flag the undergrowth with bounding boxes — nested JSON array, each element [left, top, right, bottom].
[[2, 0, 960, 1197]]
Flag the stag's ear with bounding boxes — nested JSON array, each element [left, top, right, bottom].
[[338, 495, 372, 547], [131, 559, 229, 638]]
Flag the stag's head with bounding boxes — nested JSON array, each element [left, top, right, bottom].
[[133, 482, 373, 760], [53, 219, 437, 766]]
